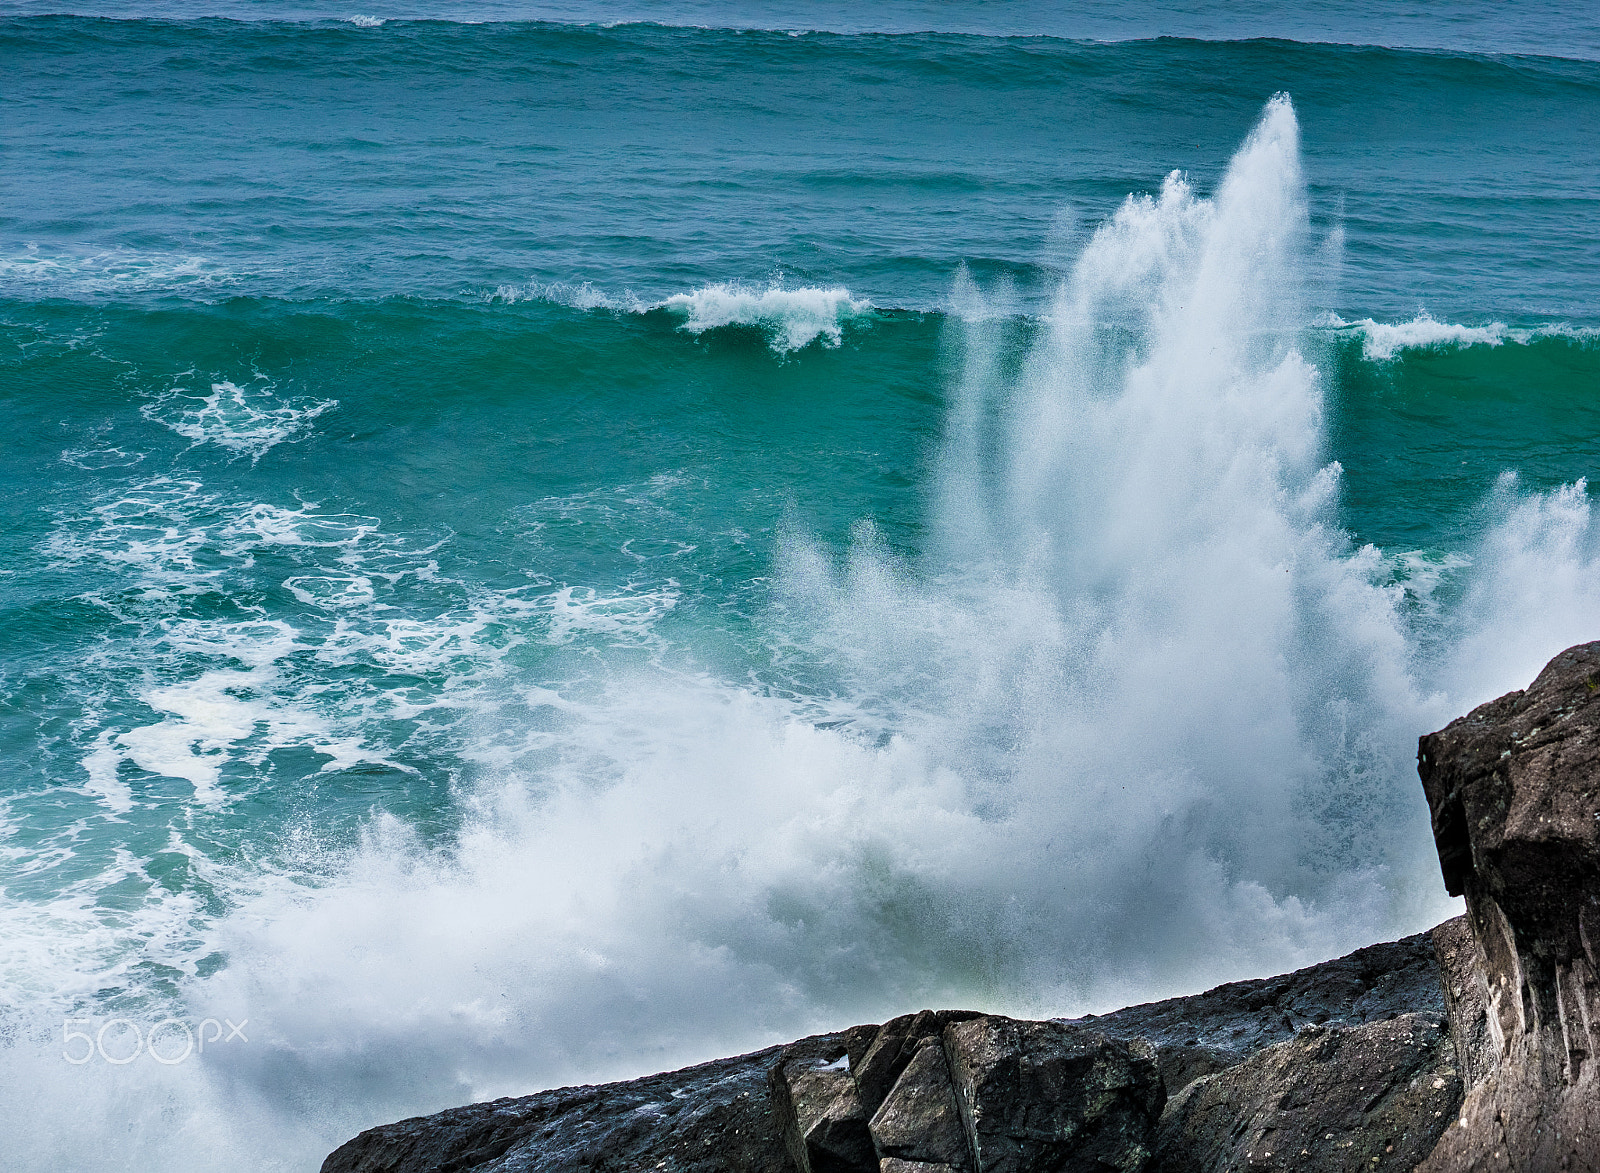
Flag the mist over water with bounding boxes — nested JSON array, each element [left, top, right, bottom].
[[3, 84, 1599, 1170]]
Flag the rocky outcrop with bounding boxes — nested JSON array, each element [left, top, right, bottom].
[[323, 641, 1600, 1173], [770, 1009, 1162, 1173], [1073, 932, 1450, 1095], [320, 1042, 803, 1173], [323, 935, 1453, 1173], [943, 1017, 1162, 1173], [1149, 1012, 1460, 1172], [1415, 641, 1600, 1172]]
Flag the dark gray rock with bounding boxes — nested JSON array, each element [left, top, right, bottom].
[[320, 1039, 815, 1173], [1148, 1011, 1461, 1173], [853, 1010, 985, 1116], [1415, 641, 1600, 1172], [770, 1031, 878, 1173], [868, 1037, 973, 1171], [943, 1016, 1164, 1173], [1066, 931, 1449, 1096], [322, 928, 1457, 1173], [1431, 914, 1497, 1089]]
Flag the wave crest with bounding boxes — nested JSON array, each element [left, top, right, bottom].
[[491, 280, 874, 352], [1327, 313, 1598, 361], [659, 283, 873, 351]]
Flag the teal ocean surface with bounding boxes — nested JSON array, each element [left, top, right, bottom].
[[3, 4, 1600, 1168]]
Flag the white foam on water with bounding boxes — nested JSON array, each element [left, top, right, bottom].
[[659, 283, 873, 351], [0, 246, 238, 296], [60, 447, 148, 471], [81, 732, 136, 815], [1343, 313, 1507, 359], [348, 13, 384, 25], [142, 380, 336, 463], [10, 95, 1600, 1172], [490, 280, 647, 312]]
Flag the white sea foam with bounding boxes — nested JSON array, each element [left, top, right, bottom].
[[659, 283, 873, 351], [0, 246, 237, 296], [491, 280, 645, 312], [142, 380, 336, 462], [348, 13, 385, 26], [60, 447, 146, 471]]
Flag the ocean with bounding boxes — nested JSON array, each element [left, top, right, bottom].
[[2, 2, 1599, 1168]]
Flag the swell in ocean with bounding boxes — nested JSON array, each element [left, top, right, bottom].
[[7, 15, 1600, 323], [3, 93, 1600, 1170]]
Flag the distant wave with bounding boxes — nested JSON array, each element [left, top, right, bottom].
[[3, 3, 1597, 62], [660, 283, 873, 351], [492, 280, 875, 352], [1324, 313, 1600, 361]]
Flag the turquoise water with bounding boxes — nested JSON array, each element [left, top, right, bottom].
[[3, 6, 1600, 1170]]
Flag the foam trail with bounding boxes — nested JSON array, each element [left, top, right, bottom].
[[142, 380, 336, 463]]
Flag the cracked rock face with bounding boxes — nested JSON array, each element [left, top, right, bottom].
[[773, 1012, 1164, 1173], [943, 1018, 1163, 1173], [1416, 640, 1600, 1172]]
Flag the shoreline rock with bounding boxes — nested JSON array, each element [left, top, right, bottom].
[[321, 929, 1459, 1173], [1415, 641, 1600, 1172], [323, 642, 1600, 1173]]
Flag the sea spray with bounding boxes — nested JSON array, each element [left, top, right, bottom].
[[2, 92, 1599, 1173]]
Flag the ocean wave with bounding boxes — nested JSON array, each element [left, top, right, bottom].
[[3, 6, 1597, 63], [1324, 313, 1599, 361], [660, 283, 873, 351], [491, 280, 875, 352], [490, 279, 647, 312]]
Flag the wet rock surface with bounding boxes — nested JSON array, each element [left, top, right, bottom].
[[944, 1017, 1163, 1173], [868, 1037, 973, 1171], [320, 1041, 805, 1173], [771, 1029, 878, 1173]]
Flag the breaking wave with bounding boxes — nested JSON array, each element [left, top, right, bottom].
[[1327, 312, 1599, 361], [5, 94, 1600, 1173], [492, 280, 875, 352]]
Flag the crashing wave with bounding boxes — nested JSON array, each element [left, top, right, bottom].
[[491, 280, 873, 352], [1325, 312, 1598, 361]]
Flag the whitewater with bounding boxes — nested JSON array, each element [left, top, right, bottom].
[[3, 8, 1600, 1169]]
